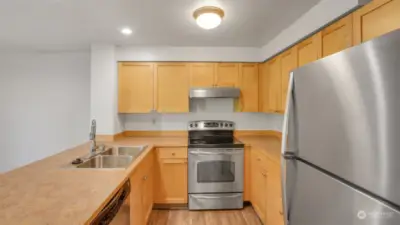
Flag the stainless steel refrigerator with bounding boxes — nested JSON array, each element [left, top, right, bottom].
[[281, 30, 400, 225]]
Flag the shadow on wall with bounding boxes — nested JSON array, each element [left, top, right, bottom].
[[120, 98, 283, 131]]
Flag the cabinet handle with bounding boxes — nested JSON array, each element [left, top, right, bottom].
[[143, 176, 148, 181], [257, 157, 261, 161], [279, 210, 283, 215], [262, 172, 267, 177], [172, 152, 176, 156]]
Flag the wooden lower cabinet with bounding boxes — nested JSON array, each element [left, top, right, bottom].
[[154, 148, 188, 204], [251, 149, 268, 224], [266, 159, 284, 225], [129, 151, 154, 225], [250, 148, 284, 225], [130, 178, 143, 225], [243, 146, 251, 201]]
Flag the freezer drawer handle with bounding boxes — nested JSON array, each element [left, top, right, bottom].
[[189, 151, 243, 156], [192, 194, 242, 199]]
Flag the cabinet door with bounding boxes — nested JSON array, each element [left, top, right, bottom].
[[142, 167, 153, 223], [251, 153, 267, 224], [216, 63, 240, 87], [280, 48, 297, 113], [118, 63, 154, 113], [321, 15, 353, 57], [130, 172, 143, 225], [238, 63, 259, 112], [268, 57, 282, 113], [190, 63, 216, 87], [259, 61, 271, 113], [353, 0, 400, 45], [297, 34, 322, 67], [266, 160, 284, 225], [155, 63, 189, 113], [154, 158, 188, 204]]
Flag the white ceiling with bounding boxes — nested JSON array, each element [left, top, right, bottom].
[[0, 0, 321, 51]]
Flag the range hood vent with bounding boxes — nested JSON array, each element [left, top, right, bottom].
[[189, 87, 240, 98]]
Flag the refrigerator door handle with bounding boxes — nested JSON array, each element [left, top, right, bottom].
[[281, 72, 295, 225]]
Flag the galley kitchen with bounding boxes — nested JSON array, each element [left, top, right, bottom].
[[1, 0, 400, 225]]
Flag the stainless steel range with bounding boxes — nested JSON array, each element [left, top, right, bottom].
[[188, 120, 244, 210]]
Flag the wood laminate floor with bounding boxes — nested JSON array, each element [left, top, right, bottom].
[[148, 206, 263, 225]]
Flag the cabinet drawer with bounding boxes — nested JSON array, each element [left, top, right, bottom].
[[157, 148, 187, 159]]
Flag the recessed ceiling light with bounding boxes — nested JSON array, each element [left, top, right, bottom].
[[120, 27, 133, 36], [193, 6, 224, 30]]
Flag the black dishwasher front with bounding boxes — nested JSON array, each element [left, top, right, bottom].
[[91, 180, 131, 225]]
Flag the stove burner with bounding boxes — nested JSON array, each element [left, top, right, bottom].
[[188, 120, 244, 148]]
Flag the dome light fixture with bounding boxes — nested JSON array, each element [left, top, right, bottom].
[[120, 27, 133, 36], [193, 6, 225, 30]]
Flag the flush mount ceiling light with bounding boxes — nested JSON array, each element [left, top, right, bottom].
[[120, 27, 133, 36], [193, 6, 225, 30]]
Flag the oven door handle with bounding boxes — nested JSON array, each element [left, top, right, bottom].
[[192, 194, 242, 199], [189, 151, 243, 155]]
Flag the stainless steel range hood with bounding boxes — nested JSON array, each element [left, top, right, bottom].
[[189, 87, 240, 98]]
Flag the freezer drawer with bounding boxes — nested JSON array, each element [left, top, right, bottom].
[[286, 159, 400, 225], [189, 193, 243, 210]]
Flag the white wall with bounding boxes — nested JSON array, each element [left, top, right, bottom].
[[91, 44, 123, 135], [116, 46, 262, 62], [260, 0, 368, 60], [122, 99, 283, 131], [0, 51, 90, 172]]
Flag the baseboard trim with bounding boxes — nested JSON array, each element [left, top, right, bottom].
[[153, 203, 188, 210]]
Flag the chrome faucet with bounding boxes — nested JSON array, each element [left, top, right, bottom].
[[89, 119, 97, 153]]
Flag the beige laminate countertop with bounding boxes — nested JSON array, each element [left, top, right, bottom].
[[0, 137, 187, 225], [237, 134, 282, 163], [0, 134, 280, 225]]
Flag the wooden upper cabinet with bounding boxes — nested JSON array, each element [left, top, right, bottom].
[[155, 63, 189, 113], [280, 48, 297, 113], [297, 34, 322, 67], [353, 0, 400, 45], [268, 57, 282, 113], [216, 63, 240, 87], [238, 63, 259, 112], [118, 63, 154, 113], [322, 15, 353, 57], [189, 63, 216, 87], [259, 62, 271, 113]]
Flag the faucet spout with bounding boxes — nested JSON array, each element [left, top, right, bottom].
[[89, 119, 97, 153]]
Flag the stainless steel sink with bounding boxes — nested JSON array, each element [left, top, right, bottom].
[[101, 145, 147, 158], [76, 155, 133, 169]]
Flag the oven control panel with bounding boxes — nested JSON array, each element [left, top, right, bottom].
[[188, 120, 235, 130]]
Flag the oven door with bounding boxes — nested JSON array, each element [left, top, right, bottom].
[[188, 148, 244, 193]]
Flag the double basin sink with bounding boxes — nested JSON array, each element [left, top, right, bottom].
[[75, 146, 147, 169]]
